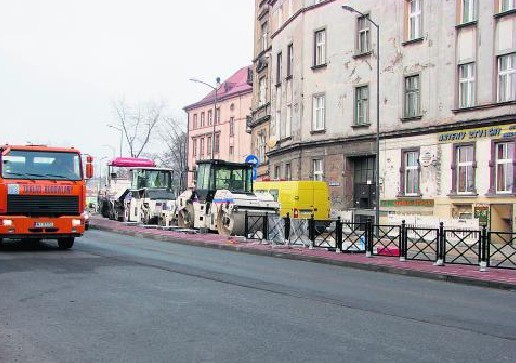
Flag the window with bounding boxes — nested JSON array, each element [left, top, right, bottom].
[[208, 110, 213, 126], [215, 107, 220, 124], [274, 165, 281, 179], [312, 94, 325, 131], [403, 151, 420, 195], [461, 0, 477, 23], [277, 6, 283, 29], [261, 22, 268, 51], [214, 134, 220, 153], [229, 145, 234, 158], [404, 75, 420, 117], [357, 15, 371, 53], [200, 138, 205, 157], [285, 104, 292, 138], [407, 0, 422, 40], [314, 29, 326, 66], [230, 117, 235, 136], [313, 159, 323, 181], [287, 44, 294, 77], [201, 112, 205, 127], [207, 136, 212, 156], [276, 52, 282, 85], [193, 114, 198, 129], [456, 145, 475, 193], [257, 133, 267, 163], [285, 163, 292, 180], [193, 139, 197, 157], [259, 76, 267, 105], [354, 86, 369, 125], [498, 53, 516, 102], [288, 0, 293, 18], [495, 142, 514, 193], [500, 0, 516, 12], [459, 63, 475, 108]]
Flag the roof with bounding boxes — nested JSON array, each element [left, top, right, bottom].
[[1, 144, 81, 154], [184, 66, 253, 111]]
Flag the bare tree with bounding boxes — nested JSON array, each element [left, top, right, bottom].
[[112, 99, 164, 157]]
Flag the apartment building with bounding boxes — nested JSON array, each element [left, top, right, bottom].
[[248, 0, 275, 179], [185, 66, 253, 188], [264, 0, 515, 231]]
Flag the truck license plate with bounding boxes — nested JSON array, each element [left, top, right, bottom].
[[35, 222, 54, 228]]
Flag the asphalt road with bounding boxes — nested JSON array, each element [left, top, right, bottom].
[[0, 230, 515, 363]]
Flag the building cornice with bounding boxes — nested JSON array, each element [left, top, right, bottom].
[[183, 88, 252, 112]]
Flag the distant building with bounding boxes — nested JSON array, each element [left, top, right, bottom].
[[184, 66, 253, 188], [261, 0, 515, 232]]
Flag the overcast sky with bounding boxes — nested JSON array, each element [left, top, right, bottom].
[[0, 0, 254, 161]]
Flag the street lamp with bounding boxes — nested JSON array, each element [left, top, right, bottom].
[[342, 5, 381, 227], [189, 77, 221, 160], [106, 124, 123, 157], [102, 144, 116, 158]]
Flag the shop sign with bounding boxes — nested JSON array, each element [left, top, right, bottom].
[[439, 124, 515, 143], [380, 199, 434, 207], [473, 205, 490, 226]]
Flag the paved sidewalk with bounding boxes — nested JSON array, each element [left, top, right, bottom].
[[89, 216, 516, 290]]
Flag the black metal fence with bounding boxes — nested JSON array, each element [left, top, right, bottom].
[[243, 212, 516, 270]]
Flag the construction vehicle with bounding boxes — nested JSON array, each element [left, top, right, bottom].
[[124, 167, 176, 225], [176, 159, 279, 236], [98, 157, 175, 224], [0, 144, 93, 249], [254, 180, 330, 220]]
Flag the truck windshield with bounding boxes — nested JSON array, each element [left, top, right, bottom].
[[196, 163, 252, 193], [1, 150, 82, 181], [135, 170, 171, 190]]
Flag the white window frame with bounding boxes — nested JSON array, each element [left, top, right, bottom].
[[408, 0, 422, 40], [313, 159, 323, 181], [312, 94, 325, 131], [285, 163, 292, 180], [277, 6, 283, 30], [354, 86, 369, 125], [208, 110, 212, 126], [497, 53, 516, 103], [495, 142, 514, 193], [257, 134, 267, 164], [207, 136, 212, 156], [229, 117, 235, 136], [456, 145, 475, 194], [200, 138, 205, 157], [500, 0, 516, 12], [193, 139, 197, 157], [357, 15, 370, 54], [287, 44, 294, 77], [461, 0, 477, 23], [200, 112, 205, 127], [404, 75, 420, 117], [276, 52, 282, 85], [459, 63, 475, 108], [314, 29, 326, 66], [285, 104, 292, 138], [261, 22, 268, 51], [259, 76, 267, 106], [404, 151, 419, 196]]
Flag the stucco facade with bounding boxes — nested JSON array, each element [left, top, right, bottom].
[[262, 0, 515, 230], [185, 66, 253, 188]]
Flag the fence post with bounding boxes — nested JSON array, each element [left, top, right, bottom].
[[366, 218, 373, 257], [400, 220, 406, 262], [244, 210, 249, 240], [486, 230, 491, 268], [479, 225, 487, 272], [262, 212, 269, 244], [434, 222, 445, 266], [335, 217, 342, 254], [309, 213, 315, 250], [284, 212, 291, 247]]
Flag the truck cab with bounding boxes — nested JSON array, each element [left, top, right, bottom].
[[0, 144, 92, 249]]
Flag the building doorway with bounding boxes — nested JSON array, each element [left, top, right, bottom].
[[352, 156, 376, 210]]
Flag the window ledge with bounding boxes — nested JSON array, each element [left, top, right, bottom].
[[402, 37, 424, 46], [275, 82, 282, 88], [455, 20, 478, 29], [352, 50, 373, 59], [255, 102, 271, 112], [447, 192, 479, 198], [285, 75, 293, 80], [400, 115, 423, 122], [494, 8, 516, 18], [351, 123, 372, 129], [311, 63, 327, 71], [310, 129, 326, 135], [279, 136, 293, 142], [396, 194, 423, 199], [452, 100, 516, 113], [485, 192, 516, 198]]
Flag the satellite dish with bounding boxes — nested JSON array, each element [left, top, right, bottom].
[[268, 136, 277, 148]]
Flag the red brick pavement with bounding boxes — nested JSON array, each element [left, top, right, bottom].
[[90, 216, 516, 289]]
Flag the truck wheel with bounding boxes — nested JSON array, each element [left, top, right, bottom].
[[58, 237, 74, 249]]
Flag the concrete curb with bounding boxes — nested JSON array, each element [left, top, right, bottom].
[[90, 224, 516, 291]]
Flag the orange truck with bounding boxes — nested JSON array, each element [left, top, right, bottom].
[[0, 144, 93, 249]]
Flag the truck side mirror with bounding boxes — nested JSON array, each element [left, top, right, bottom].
[[86, 156, 93, 179]]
